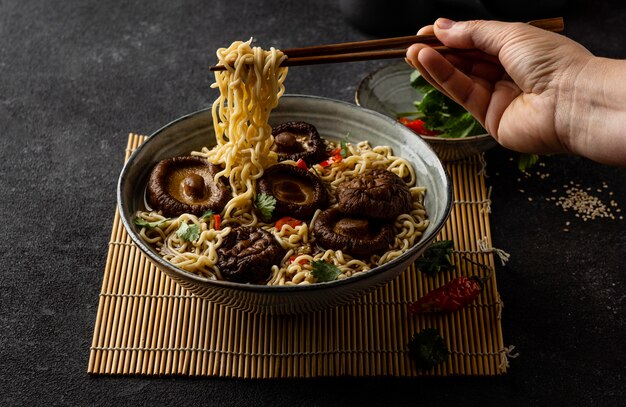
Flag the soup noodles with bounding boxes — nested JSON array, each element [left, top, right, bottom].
[[135, 40, 429, 285]]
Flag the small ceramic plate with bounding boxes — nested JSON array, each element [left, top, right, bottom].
[[356, 62, 498, 161]]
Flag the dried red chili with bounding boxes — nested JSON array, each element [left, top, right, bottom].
[[409, 276, 484, 314]]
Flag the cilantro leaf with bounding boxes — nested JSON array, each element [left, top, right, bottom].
[[311, 260, 341, 282], [255, 193, 276, 221], [409, 69, 434, 94], [408, 329, 449, 370], [438, 112, 486, 139], [134, 217, 170, 229], [518, 153, 539, 172], [409, 71, 484, 139], [176, 222, 200, 242], [415, 240, 454, 276], [199, 210, 214, 221], [340, 139, 349, 158]]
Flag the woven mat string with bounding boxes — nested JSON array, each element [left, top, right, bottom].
[[478, 237, 511, 266], [498, 345, 520, 370], [477, 153, 488, 178], [453, 185, 492, 214]]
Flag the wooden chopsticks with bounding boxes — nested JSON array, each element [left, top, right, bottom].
[[209, 17, 563, 71]]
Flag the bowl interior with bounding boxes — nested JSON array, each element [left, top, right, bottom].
[[355, 62, 423, 119], [118, 95, 452, 291]]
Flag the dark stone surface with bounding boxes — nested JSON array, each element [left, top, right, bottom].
[[1, 0, 624, 405]]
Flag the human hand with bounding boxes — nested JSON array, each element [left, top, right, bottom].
[[405, 19, 626, 165]]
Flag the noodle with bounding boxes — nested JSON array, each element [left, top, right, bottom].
[[193, 39, 288, 225], [136, 41, 429, 285]]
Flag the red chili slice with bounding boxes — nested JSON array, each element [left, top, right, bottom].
[[296, 158, 308, 170], [398, 118, 442, 136], [213, 214, 221, 230], [275, 216, 303, 230]]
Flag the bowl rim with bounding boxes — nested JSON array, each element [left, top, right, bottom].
[[354, 62, 493, 143], [117, 94, 453, 293]]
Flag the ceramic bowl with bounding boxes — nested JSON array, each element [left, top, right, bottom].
[[355, 62, 498, 161], [118, 95, 452, 315]]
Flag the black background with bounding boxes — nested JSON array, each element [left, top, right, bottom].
[[1, 0, 624, 405]]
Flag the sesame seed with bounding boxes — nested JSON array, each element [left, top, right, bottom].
[[554, 186, 617, 221]]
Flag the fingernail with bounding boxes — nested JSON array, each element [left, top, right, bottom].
[[436, 18, 456, 30]]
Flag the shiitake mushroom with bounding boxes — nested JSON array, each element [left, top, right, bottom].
[[312, 208, 395, 257], [336, 169, 412, 220], [270, 121, 327, 165], [257, 163, 328, 221], [147, 156, 230, 217], [216, 226, 285, 283]]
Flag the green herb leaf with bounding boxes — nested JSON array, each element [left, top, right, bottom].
[[199, 210, 214, 221], [176, 222, 200, 242], [409, 69, 434, 94], [340, 139, 348, 158], [395, 111, 422, 119], [409, 71, 483, 139], [134, 217, 170, 229], [438, 112, 486, 139], [415, 240, 454, 276], [255, 193, 276, 221], [408, 329, 449, 370], [518, 153, 539, 172], [311, 260, 341, 282]]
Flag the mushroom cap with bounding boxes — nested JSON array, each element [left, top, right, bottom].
[[216, 226, 286, 283], [336, 169, 412, 220], [147, 156, 230, 217], [312, 208, 395, 257], [257, 163, 328, 221], [270, 121, 328, 165]]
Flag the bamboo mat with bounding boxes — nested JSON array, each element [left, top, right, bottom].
[[88, 133, 507, 377]]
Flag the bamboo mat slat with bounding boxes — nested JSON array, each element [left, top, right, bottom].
[[88, 133, 507, 377]]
